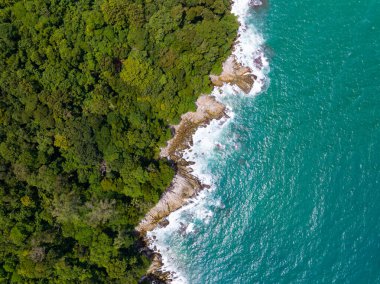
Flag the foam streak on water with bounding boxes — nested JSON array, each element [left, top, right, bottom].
[[146, 1, 269, 282]]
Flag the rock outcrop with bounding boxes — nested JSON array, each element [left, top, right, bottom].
[[210, 56, 256, 94]]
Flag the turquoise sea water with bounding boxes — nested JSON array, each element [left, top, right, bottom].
[[163, 1, 380, 282]]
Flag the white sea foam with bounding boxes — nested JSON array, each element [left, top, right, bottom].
[[231, 0, 270, 96], [146, 1, 269, 282]]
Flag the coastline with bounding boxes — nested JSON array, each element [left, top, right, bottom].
[[136, 95, 226, 235], [136, 0, 269, 282], [136, 58, 254, 282]]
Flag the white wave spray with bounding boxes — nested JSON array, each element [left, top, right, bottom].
[[146, 1, 269, 282]]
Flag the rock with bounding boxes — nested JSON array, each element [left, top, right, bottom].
[[254, 56, 263, 68], [249, 0, 263, 7], [210, 75, 224, 87], [203, 184, 211, 189], [158, 218, 169, 228], [210, 56, 255, 94], [249, 0, 268, 9]]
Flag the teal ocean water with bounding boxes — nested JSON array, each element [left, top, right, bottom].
[[151, 0, 380, 282]]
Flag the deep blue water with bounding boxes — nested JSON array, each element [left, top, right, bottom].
[[161, 1, 380, 282]]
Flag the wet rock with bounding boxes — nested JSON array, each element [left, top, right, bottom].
[[254, 56, 263, 68], [249, 0, 268, 9], [158, 218, 169, 228], [249, 0, 263, 8]]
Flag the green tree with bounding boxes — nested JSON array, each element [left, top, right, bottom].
[[0, 0, 237, 281]]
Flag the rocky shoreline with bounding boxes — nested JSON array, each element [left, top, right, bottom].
[[135, 56, 254, 283], [210, 56, 256, 94]]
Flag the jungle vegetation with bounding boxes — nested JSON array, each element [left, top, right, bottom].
[[0, 0, 238, 282]]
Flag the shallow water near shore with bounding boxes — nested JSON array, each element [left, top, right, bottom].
[[151, 0, 380, 282]]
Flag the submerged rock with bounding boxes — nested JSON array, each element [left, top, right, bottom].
[[249, 0, 268, 9]]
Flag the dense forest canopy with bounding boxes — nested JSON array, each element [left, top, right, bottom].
[[0, 0, 237, 282]]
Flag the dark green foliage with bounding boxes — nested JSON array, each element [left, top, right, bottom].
[[0, 0, 237, 282]]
